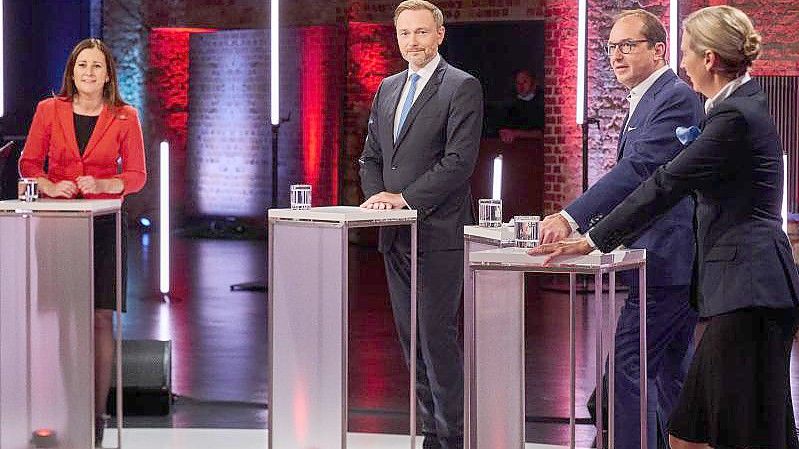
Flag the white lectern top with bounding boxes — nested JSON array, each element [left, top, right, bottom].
[[269, 206, 417, 224], [463, 224, 515, 244], [0, 199, 122, 214], [470, 247, 645, 271]]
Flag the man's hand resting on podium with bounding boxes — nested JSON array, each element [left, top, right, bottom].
[[528, 238, 593, 266], [539, 213, 572, 244], [360, 191, 407, 210]]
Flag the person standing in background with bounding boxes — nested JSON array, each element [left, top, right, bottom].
[[498, 69, 545, 143]]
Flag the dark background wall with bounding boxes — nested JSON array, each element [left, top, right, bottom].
[[0, 0, 100, 199], [3, 0, 98, 137], [442, 21, 546, 136]]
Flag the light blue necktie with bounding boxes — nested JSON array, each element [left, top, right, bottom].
[[395, 73, 421, 141]]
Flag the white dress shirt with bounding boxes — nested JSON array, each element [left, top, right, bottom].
[[393, 53, 441, 140], [704, 72, 751, 114], [624, 65, 671, 132]]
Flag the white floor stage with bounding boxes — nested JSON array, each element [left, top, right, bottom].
[[101, 428, 591, 449]]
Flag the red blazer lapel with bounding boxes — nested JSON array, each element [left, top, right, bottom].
[[82, 105, 115, 159], [54, 99, 81, 158]]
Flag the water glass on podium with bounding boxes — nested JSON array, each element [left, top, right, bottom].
[[17, 178, 38, 202], [513, 215, 540, 248], [478, 199, 502, 227], [290, 184, 312, 210]]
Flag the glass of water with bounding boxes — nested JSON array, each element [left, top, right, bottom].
[[478, 199, 502, 227], [513, 216, 540, 248], [290, 184, 312, 210], [18, 178, 39, 202]]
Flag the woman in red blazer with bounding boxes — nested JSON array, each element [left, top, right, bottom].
[[19, 38, 146, 446]]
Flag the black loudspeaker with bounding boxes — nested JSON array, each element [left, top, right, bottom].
[[107, 340, 172, 416]]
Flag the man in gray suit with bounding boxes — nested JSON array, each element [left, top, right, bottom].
[[358, 1, 483, 448]]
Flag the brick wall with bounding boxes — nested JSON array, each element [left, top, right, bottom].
[[148, 29, 214, 221], [105, 1, 346, 220], [185, 30, 273, 217], [297, 26, 346, 206], [342, 22, 405, 206], [103, 0, 798, 219], [583, 0, 670, 196], [681, 0, 799, 76], [547, 0, 799, 213], [104, 0, 149, 219], [542, 0, 582, 213]]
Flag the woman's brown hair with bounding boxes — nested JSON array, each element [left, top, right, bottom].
[[57, 38, 128, 107]]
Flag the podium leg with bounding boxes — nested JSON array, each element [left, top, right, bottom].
[[608, 271, 616, 449], [114, 210, 124, 448], [472, 269, 525, 449], [269, 222, 347, 449], [0, 214, 33, 448], [32, 215, 94, 449], [463, 239, 501, 449], [594, 273, 604, 449], [639, 266, 647, 449], [569, 273, 576, 449]]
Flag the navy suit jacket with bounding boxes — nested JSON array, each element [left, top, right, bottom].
[[359, 58, 484, 252], [565, 69, 703, 287], [591, 80, 799, 317]]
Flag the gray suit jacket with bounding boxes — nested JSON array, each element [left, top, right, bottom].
[[359, 58, 484, 252], [591, 80, 799, 317]]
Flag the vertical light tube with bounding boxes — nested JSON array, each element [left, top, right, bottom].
[[160, 141, 170, 295], [492, 155, 503, 200], [270, 0, 280, 125], [576, 0, 587, 125], [784, 153, 789, 234], [669, 0, 679, 72]]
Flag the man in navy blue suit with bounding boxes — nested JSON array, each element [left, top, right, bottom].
[[538, 9, 703, 449]]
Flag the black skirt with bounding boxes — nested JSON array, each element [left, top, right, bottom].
[[93, 213, 126, 311], [668, 307, 799, 448]]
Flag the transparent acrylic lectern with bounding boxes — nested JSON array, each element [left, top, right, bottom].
[[0, 199, 124, 449], [465, 246, 647, 449], [267, 206, 418, 449]]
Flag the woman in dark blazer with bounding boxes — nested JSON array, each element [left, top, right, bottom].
[[19, 38, 146, 447], [532, 6, 799, 449]]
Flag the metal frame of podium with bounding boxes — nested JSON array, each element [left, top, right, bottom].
[[465, 245, 647, 449], [0, 199, 124, 449], [267, 206, 418, 449], [462, 225, 514, 449]]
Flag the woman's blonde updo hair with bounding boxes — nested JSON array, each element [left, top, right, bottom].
[[683, 5, 762, 78]]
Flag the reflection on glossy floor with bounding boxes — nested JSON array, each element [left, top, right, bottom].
[[121, 231, 799, 447]]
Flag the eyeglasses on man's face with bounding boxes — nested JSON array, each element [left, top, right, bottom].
[[605, 39, 650, 56]]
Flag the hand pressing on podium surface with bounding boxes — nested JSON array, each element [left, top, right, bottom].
[[527, 237, 593, 266], [360, 191, 407, 210], [539, 213, 573, 244]]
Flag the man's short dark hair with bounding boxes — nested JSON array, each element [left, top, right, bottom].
[[515, 69, 537, 82], [615, 9, 668, 47]]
